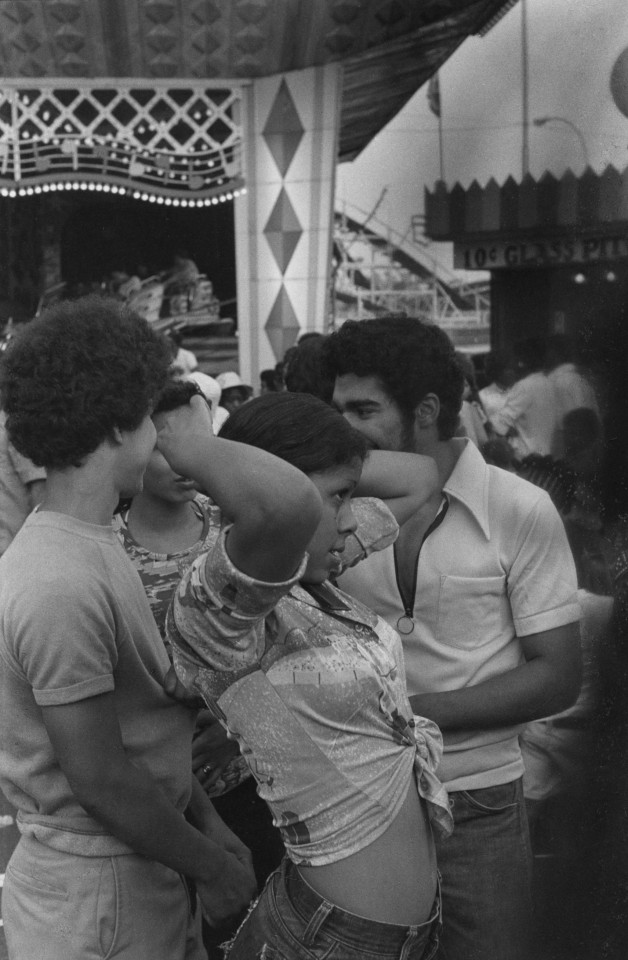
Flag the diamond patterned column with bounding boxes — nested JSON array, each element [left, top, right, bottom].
[[234, 63, 342, 387]]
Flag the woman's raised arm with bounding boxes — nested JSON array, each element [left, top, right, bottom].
[[354, 451, 438, 525], [155, 395, 322, 582]]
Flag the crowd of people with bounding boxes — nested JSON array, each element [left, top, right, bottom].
[[0, 297, 626, 960]]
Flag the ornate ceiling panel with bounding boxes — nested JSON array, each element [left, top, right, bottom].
[[0, 0, 514, 157]]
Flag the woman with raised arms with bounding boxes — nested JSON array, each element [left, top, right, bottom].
[[158, 391, 452, 960]]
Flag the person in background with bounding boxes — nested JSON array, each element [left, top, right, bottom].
[[215, 371, 252, 416], [584, 478, 628, 960], [323, 316, 582, 960], [111, 378, 253, 798], [113, 381, 219, 645], [491, 336, 559, 460], [109, 268, 135, 298], [273, 358, 286, 389], [169, 329, 199, 377], [559, 406, 607, 591], [0, 296, 256, 960], [113, 379, 281, 958], [116, 270, 143, 300], [0, 408, 46, 556], [161, 390, 450, 960], [282, 333, 335, 404], [163, 250, 200, 294], [454, 351, 489, 448], [565, 307, 628, 959], [259, 368, 282, 394], [479, 350, 518, 425], [544, 334, 600, 459]]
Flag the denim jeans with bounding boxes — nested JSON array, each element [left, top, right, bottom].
[[435, 777, 534, 960], [223, 857, 441, 960]]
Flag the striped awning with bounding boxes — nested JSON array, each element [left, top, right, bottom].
[[425, 165, 628, 241]]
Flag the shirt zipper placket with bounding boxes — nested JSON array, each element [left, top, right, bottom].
[[393, 496, 449, 635]]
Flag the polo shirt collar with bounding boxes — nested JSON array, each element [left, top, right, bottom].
[[442, 438, 491, 540]]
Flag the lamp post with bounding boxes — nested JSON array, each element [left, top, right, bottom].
[[533, 116, 590, 169]]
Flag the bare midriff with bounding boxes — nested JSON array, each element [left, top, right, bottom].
[[297, 781, 437, 925]]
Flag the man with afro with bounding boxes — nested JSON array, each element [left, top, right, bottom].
[[0, 296, 255, 960]]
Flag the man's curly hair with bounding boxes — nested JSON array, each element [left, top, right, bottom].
[[322, 316, 464, 440], [0, 295, 171, 469]]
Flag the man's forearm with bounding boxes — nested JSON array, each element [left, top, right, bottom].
[[410, 656, 580, 731], [77, 761, 237, 883]]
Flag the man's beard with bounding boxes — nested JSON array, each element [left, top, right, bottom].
[[399, 412, 417, 453]]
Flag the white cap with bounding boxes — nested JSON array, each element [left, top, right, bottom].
[[216, 371, 251, 393], [213, 405, 230, 433], [184, 371, 221, 409]]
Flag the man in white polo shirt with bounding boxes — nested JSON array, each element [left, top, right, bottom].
[[323, 316, 582, 960]]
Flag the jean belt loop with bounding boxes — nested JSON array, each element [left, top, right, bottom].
[[399, 927, 419, 960], [301, 899, 334, 947]]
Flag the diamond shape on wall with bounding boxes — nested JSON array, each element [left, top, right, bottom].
[[190, 0, 222, 24], [262, 79, 304, 176], [237, 0, 269, 25], [144, 0, 177, 24], [59, 52, 90, 74], [56, 25, 86, 53], [5, 1, 36, 24], [235, 25, 265, 54], [265, 285, 300, 359], [191, 29, 221, 56], [264, 188, 302, 273], [48, 1, 81, 23], [147, 25, 178, 53]]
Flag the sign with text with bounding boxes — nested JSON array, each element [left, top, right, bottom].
[[454, 235, 628, 270]]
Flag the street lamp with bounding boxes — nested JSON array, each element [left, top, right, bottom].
[[533, 116, 589, 169]]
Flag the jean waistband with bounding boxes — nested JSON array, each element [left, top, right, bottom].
[[282, 858, 441, 955]]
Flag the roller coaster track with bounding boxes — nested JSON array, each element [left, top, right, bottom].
[[332, 201, 490, 341]]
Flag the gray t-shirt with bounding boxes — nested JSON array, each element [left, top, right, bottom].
[[0, 510, 196, 856]]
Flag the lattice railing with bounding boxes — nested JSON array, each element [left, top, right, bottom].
[[0, 80, 246, 206]]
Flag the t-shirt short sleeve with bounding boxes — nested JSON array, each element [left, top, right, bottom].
[[10, 583, 117, 706], [170, 525, 306, 679], [507, 490, 580, 636]]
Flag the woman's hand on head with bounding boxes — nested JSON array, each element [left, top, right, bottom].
[[154, 394, 214, 477]]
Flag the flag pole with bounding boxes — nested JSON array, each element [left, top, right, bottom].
[[521, 0, 530, 178], [438, 104, 445, 182], [427, 72, 445, 183]]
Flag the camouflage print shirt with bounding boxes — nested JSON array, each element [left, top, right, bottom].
[[113, 496, 251, 797], [112, 495, 223, 651]]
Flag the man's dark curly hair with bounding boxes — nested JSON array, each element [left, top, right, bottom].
[[0, 295, 171, 469], [322, 316, 464, 440]]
